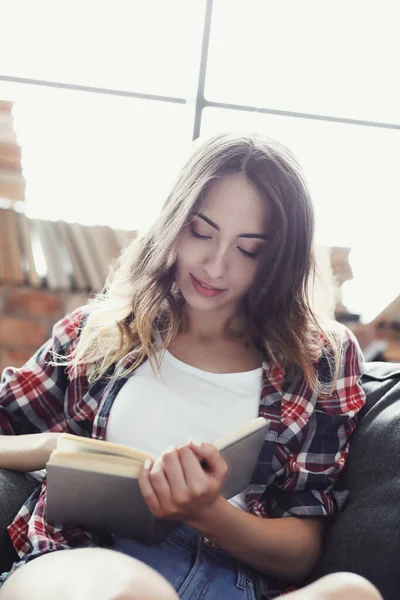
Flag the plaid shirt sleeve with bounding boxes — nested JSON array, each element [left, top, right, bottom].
[[1, 307, 98, 567], [265, 325, 366, 519], [0, 307, 86, 436]]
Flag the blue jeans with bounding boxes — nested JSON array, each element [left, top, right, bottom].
[[112, 524, 258, 599]]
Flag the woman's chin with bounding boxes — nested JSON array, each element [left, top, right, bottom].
[[183, 290, 239, 316], [179, 286, 221, 309], [186, 294, 221, 310]]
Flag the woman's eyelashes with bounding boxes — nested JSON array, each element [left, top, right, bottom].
[[238, 248, 259, 259], [189, 224, 260, 260], [190, 224, 210, 240]]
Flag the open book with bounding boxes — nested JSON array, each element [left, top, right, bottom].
[[46, 417, 268, 544]]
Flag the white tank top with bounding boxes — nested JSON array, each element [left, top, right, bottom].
[[106, 343, 262, 511]]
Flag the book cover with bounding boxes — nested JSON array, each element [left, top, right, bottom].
[[46, 417, 268, 544]]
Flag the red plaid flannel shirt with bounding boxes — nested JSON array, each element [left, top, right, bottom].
[[0, 307, 366, 596]]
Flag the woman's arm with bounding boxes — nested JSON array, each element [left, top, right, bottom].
[[139, 441, 324, 583], [186, 496, 324, 582], [190, 327, 364, 582], [139, 328, 364, 583], [0, 432, 61, 471], [0, 310, 88, 471]]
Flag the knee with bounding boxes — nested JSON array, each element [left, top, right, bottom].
[[77, 548, 179, 600], [313, 572, 383, 600], [1, 547, 178, 600]]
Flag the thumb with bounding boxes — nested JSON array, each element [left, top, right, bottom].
[[187, 440, 215, 459], [186, 440, 209, 469], [188, 441, 227, 480]]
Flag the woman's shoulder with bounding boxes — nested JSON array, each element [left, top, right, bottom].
[[321, 319, 361, 346], [313, 322, 365, 413], [52, 305, 89, 354], [316, 321, 364, 375], [309, 319, 360, 352], [278, 322, 365, 429]]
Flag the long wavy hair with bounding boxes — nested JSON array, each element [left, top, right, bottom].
[[56, 132, 341, 396]]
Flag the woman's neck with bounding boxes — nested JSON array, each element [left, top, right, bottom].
[[182, 304, 246, 342]]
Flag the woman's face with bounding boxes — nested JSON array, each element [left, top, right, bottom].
[[175, 173, 268, 316]]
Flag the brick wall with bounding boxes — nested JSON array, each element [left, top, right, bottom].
[[0, 286, 90, 374]]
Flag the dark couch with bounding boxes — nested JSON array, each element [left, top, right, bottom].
[[1, 361, 399, 598]]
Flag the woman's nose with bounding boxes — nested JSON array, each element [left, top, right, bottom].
[[202, 247, 228, 280]]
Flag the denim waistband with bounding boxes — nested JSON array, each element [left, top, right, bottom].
[[166, 523, 244, 573]]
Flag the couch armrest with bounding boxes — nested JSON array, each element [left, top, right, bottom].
[[0, 469, 44, 573], [307, 361, 400, 600]]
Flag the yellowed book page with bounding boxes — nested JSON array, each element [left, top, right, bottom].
[[57, 433, 151, 463], [49, 450, 142, 477], [56, 419, 267, 471]]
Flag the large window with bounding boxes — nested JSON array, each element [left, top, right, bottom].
[[0, 81, 192, 232], [1, 0, 399, 320], [206, 0, 400, 124]]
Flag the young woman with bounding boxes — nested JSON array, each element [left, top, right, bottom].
[[0, 133, 382, 600]]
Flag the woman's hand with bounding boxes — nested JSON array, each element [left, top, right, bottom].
[[40, 432, 62, 464], [138, 441, 228, 523]]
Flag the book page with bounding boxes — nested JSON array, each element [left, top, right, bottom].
[[57, 434, 151, 462], [55, 418, 267, 473], [49, 450, 142, 478]]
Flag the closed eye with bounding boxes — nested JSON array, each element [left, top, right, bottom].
[[237, 247, 258, 259], [190, 224, 259, 259], [190, 224, 211, 240]]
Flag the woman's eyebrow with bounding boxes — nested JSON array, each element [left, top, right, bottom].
[[197, 213, 268, 240]]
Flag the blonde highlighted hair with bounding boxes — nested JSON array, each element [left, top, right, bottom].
[[55, 132, 342, 396]]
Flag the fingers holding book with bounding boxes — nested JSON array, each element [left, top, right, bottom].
[[137, 442, 228, 523], [46, 419, 267, 541]]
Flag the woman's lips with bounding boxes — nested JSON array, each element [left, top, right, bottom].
[[190, 274, 225, 297]]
